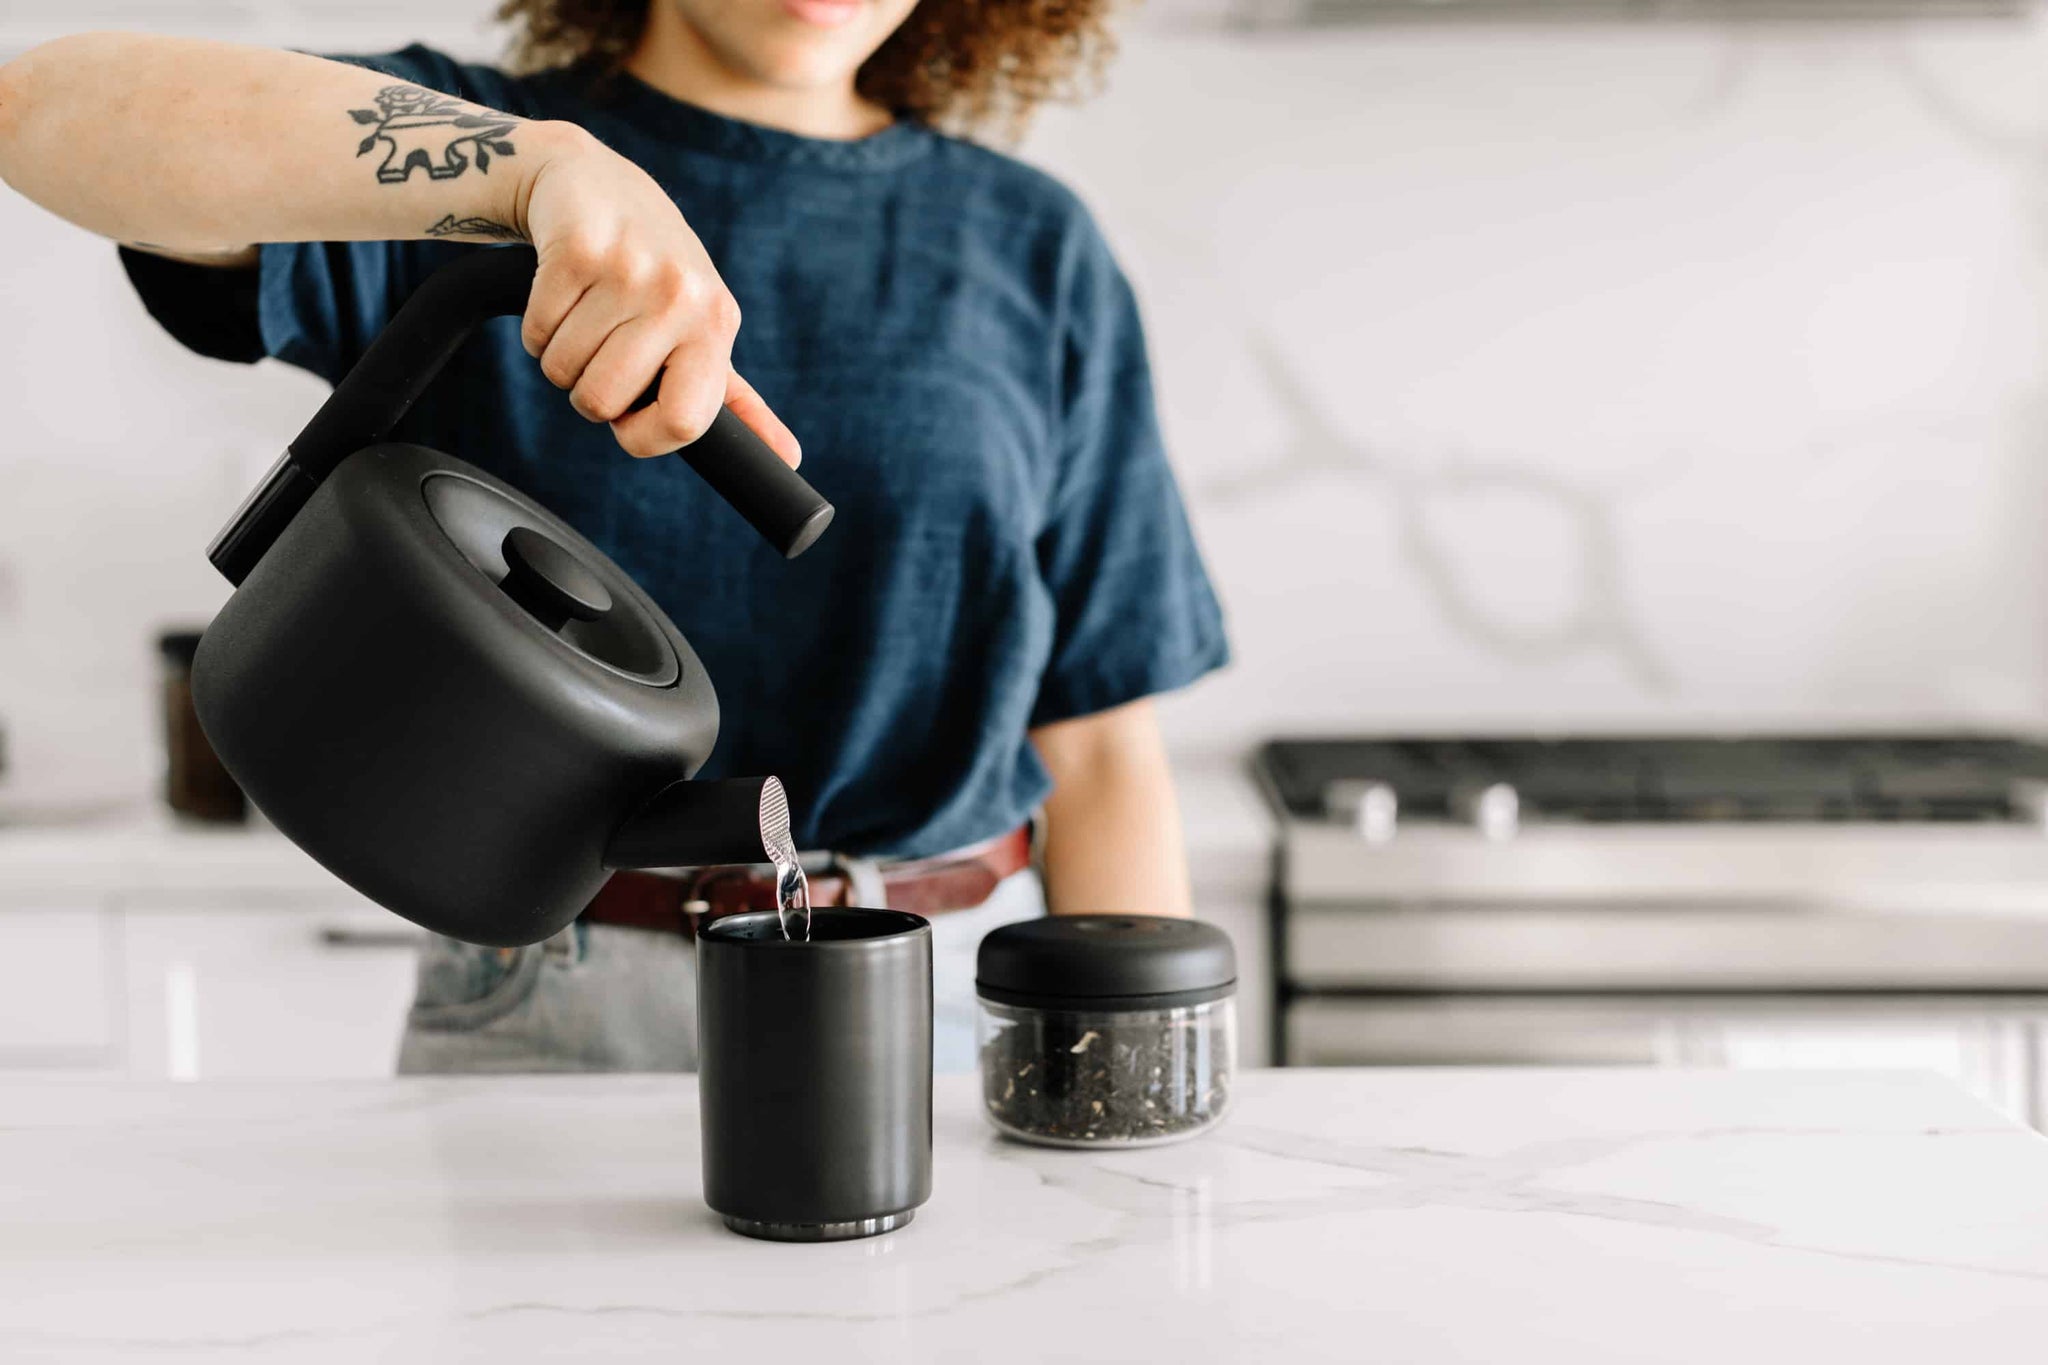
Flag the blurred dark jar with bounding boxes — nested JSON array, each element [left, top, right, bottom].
[[158, 629, 246, 824]]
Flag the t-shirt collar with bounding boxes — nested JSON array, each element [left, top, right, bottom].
[[585, 65, 934, 172]]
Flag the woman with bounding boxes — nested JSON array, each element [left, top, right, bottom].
[[0, 0, 1228, 1073]]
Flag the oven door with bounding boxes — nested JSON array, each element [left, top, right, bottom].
[[1284, 993, 2048, 1128]]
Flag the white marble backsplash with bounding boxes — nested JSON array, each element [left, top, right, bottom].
[[1027, 18, 2048, 747]]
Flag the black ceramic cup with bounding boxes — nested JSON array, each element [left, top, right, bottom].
[[696, 907, 933, 1241]]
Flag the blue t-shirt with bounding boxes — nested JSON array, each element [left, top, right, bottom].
[[137, 46, 1228, 857]]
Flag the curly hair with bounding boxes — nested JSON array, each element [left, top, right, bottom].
[[495, 1, 1118, 140]]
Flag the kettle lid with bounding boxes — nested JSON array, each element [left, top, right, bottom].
[[421, 465, 680, 687]]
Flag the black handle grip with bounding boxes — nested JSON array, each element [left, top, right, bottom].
[[679, 409, 834, 559], [212, 245, 832, 583]]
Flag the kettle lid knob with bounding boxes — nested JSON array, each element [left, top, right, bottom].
[[499, 525, 613, 630]]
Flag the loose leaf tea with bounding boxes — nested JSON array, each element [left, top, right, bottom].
[[980, 1004, 1230, 1146]]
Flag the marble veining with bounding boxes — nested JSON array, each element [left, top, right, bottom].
[[3, 1068, 2047, 1362], [1204, 332, 1682, 693]]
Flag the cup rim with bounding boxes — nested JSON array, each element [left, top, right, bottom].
[[698, 906, 931, 948]]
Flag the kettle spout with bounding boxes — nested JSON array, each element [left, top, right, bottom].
[[604, 776, 795, 872]]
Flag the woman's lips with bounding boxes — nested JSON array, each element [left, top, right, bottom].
[[782, 0, 864, 27]]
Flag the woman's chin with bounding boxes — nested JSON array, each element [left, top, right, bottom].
[[748, 47, 872, 95]]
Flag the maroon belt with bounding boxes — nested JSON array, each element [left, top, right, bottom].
[[580, 824, 1033, 938]]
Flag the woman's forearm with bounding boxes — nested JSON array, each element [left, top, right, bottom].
[[1030, 700, 1194, 919], [0, 32, 575, 252], [0, 31, 798, 465]]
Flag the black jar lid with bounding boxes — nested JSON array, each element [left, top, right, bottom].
[[976, 915, 1237, 1010]]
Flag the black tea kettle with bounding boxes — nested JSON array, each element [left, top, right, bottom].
[[193, 245, 830, 947]]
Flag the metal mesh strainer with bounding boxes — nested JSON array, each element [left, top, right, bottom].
[[759, 779, 810, 941]]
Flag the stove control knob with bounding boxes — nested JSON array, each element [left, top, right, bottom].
[[1454, 782, 1519, 841], [1354, 781, 1397, 845], [1324, 779, 1398, 844]]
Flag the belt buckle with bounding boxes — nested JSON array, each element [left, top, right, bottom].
[[815, 851, 887, 910], [681, 897, 712, 935]]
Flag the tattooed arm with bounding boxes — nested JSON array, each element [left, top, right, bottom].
[[0, 36, 542, 256], [0, 32, 799, 463]]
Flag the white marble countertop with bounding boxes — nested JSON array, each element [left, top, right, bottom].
[[4, 1067, 2046, 1362], [0, 805, 343, 898]]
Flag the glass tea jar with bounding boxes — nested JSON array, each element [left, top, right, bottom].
[[976, 915, 1236, 1148]]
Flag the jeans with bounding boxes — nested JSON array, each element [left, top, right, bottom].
[[395, 870, 1047, 1075]]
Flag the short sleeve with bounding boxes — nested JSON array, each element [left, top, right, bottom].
[[1030, 223, 1229, 727], [118, 45, 525, 384], [117, 246, 264, 363], [250, 239, 413, 385]]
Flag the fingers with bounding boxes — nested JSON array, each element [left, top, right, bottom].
[[525, 234, 732, 410], [525, 243, 744, 448], [723, 371, 802, 469], [537, 259, 719, 425], [520, 235, 597, 359], [610, 366, 803, 464], [521, 225, 798, 462], [608, 345, 724, 458], [535, 289, 627, 412], [565, 314, 680, 425]]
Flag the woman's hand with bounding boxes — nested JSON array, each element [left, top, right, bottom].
[[513, 122, 800, 466], [0, 37, 798, 466]]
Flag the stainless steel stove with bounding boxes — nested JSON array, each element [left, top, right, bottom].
[[1256, 736, 2048, 1127]]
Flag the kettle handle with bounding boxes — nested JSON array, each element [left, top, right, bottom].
[[210, 245, 832, 583]]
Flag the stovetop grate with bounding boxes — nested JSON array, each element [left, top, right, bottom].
[[1257, 736, 2048, 824]]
